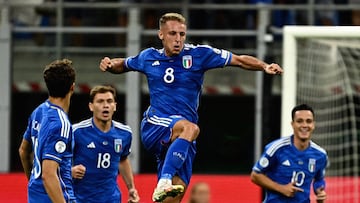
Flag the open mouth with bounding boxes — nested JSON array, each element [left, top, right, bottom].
[[102, 110, 110, 117]]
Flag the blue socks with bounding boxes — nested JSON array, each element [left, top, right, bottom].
[[160, 138, 191, 180]]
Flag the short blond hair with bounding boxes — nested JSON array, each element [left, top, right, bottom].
[[159, 12, 186, 28], [89, 85, 116, 103]]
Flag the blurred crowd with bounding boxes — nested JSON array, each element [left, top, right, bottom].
[[7, 0, 360, 47]]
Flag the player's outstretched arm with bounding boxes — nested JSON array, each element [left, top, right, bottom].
[[230, 54, 283, 75], [99, 57, 127, 74]]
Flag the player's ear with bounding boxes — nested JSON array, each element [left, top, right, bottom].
[[70, 83, 75, 92], [158, 30, 163, 40], [89, 102, 94, 112]]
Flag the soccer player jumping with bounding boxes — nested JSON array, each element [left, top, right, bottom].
[[99, 12, 283, 203]]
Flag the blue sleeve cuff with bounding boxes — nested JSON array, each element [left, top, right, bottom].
[[313, 179, 326, 193]]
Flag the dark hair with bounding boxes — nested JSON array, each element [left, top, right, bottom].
[[43, 59, 76, 98], [291, 104, 314, 121], [89, 85, 117, 103], [159, 12, 186, 29]]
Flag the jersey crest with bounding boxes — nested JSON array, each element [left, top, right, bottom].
[[308, 158, 316, 172], [182, 55, 192, 69], [114, 139, 122, 153]]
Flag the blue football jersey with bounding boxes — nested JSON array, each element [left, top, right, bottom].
[[253, 135, 328, 203], [72, 118, 132, 203], [23, 100, 75, 202], [125, 44, 232, 123]]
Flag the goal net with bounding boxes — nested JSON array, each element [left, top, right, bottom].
[[281, 26, 360, 203]]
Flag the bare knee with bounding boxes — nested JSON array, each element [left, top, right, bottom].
[[182, 122, 200, 141], [173, 121, 200, 142]]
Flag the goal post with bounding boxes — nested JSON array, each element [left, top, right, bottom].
[[281, 26, 360, 137], [281, 26, 360, 202]]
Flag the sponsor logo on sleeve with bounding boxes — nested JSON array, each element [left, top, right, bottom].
[[259, 157, 269, 168], [55, 141, 66, 153]]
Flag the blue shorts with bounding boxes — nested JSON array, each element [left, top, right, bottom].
[[28, 188, 52, 203], [28, 186, 76, 203], [141, 107, 197, 185]]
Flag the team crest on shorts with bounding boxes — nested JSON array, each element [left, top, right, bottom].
[[114, 139, 122, 153], [308, 158, 316, 172], [182, 55, 192, 69]]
